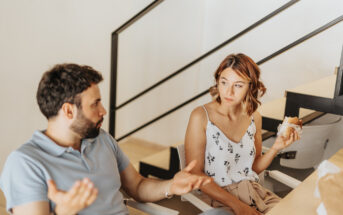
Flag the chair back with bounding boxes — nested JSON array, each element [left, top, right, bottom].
[[280, 116, 341, 169], [176, 144, 186, 170]]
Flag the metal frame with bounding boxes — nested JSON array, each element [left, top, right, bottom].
[[110, 0, 300, 139], [109, 0, 164, 137], [114, 14, 343, 141]]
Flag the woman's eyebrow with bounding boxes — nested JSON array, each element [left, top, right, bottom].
[[234, 81, 247, 84]]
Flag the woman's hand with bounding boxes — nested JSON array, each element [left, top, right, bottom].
[[232, 202, 261, 215], [47, 178, 98, 215], [271, 130, 300, 152]]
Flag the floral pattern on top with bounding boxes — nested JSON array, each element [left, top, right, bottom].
[[202, 106, 259, 186]]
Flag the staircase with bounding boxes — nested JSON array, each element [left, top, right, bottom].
[[109, 1, 343, 180]]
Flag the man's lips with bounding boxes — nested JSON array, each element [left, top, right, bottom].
[[97, 118, 104, 127]]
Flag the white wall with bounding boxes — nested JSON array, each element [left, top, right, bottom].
[[0, 0, 152, 171], [0, 0, 343, 171]]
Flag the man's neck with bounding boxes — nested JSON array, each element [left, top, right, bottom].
[[45, 122, 82, 151]]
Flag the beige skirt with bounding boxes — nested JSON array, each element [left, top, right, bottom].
[[195, 180, 281, 214]]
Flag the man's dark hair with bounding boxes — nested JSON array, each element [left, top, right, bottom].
[[37, 63, 103, 119]]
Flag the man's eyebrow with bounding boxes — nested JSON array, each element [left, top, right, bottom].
[[93, 98, 101, 104]]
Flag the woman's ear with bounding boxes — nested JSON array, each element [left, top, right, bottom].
[[61, 103, 75, 119]]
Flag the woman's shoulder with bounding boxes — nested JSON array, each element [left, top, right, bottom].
[[252, 110, 262, 127], [190, 103, 213, 122], [191, 105, 207, 119]]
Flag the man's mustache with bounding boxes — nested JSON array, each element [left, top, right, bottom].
[[96, 118, 104, 126]]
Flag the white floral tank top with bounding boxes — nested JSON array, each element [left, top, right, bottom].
[[203, 106, 259, 186]]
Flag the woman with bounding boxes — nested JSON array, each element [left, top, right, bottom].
[[184, 53, 300, 215]]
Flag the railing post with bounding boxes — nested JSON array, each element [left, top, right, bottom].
[[109, 33, 118, 137]]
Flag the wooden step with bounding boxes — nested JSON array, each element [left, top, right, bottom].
[[139, 142, 183, 171], [119, 138, 167, 170], [259, 74, 336, 121]]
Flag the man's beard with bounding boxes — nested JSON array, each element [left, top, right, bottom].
[[70, 109, 103, 139]]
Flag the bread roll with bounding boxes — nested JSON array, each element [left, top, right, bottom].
[[282, 117, 302, 139]]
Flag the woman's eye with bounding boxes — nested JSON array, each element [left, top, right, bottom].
[[235, 84, 243, 88], [221, 81, 227, 86]]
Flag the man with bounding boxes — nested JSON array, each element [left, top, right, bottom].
[[0, 64, 211, 215]]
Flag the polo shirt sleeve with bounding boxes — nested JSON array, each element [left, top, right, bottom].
[[0, 151, 48, 211], [106, 133, 130, 172]]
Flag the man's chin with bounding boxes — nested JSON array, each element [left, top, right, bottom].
[[84, 128, 100, 139]]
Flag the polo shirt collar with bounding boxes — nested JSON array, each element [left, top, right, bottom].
[[32, 130, 98, 156], [32, 130, 68, 156]]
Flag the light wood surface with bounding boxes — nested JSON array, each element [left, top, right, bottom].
[[0, 189, 9, 215], [140, 141, 183, 170], [259, 74, 336, 120], [119, 137, 167, 170], [287, 75, 336, 99], [267, 148, 343, 215]]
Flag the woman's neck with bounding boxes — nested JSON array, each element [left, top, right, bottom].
[[216, 102, 245, 121]]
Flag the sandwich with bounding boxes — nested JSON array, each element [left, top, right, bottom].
[[277, 116, 303, 139]]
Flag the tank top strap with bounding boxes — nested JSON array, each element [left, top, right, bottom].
[[202, 105, 209, 121]]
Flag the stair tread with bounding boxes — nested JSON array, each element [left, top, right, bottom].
[[119, 138, 167, 170], [140, 142, 183, 170], [259, 74, 336, 121]]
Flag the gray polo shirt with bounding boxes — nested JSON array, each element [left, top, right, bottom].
[[0, 129, 130, 215]]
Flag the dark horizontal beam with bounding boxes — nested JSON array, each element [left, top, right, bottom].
[[285, 92, 343, 116], [262, 117, 283, 132]]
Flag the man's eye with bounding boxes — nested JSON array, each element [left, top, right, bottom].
[[221, 81, 227, 86]]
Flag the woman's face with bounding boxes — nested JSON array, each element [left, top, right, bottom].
[[217, 67, 250, 106]]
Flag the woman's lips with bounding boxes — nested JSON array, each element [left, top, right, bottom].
[[224, 97, 234, 102]]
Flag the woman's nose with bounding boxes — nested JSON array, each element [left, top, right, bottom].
[[226, 85, 234, 95]]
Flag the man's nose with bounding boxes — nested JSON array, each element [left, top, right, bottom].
[[99, 104, 107, 116]]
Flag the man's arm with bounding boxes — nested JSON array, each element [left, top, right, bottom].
[[120, 161, 211, 202], [12, 201, 50, 215]]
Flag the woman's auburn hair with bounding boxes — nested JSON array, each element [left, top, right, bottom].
[[209, 53, 266, 116]]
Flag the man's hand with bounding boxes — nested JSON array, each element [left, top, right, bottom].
[[47, 178, 98, 215], [169, 160, 212, 195]]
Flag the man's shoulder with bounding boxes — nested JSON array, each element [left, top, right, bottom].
[[5, 141, 43, 167], [97, 129, 117, 144]]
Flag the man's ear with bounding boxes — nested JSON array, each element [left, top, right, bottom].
[[61, 103, 76, 119]]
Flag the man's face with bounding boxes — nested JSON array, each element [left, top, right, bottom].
[[70, 84, 107, 139]]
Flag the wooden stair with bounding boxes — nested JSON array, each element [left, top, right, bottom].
[[119, 137, 167, 171]]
